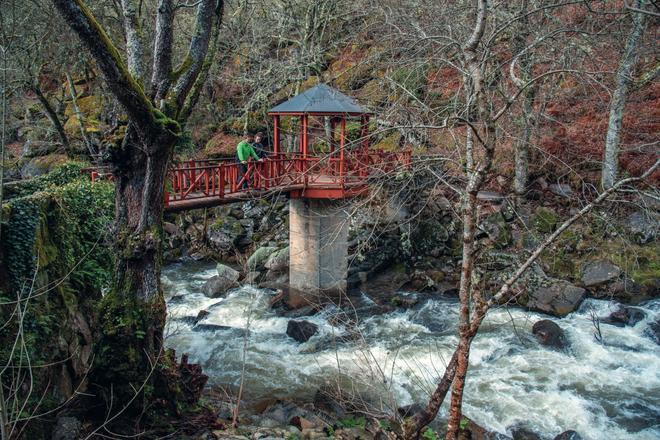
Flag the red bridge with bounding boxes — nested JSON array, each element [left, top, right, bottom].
[[90, 85, 412, 211], [161, 150, 410, 211]]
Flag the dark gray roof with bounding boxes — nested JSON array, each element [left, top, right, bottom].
[[269, 84, 369, 114]]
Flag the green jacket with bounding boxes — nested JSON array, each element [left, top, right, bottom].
[[236, 140, 259, 162]]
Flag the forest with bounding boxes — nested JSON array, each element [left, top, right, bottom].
[[0, 1, 658, 439]]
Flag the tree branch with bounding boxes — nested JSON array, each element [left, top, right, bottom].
[[169, 0, 219, 113], [151, 0, 174, 102], [178, 0, 225, 125], [50, 0, 157, 130], [120, 0, 146, 84]]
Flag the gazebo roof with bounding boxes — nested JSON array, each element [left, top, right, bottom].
[[268, 84, 370, 115]]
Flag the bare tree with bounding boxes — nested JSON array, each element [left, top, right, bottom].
[[396, 1, 659, 438], [602, 0, 649, 188]]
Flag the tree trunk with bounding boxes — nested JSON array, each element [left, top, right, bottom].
[[65, 72, 97, 158], [32, 84, 71, 154], [602, 0, 647, 189], [445, 187, 478, 440], [93, 125, 176, 407], [514, 80, 536, 199], [511, 0, 536, 199]]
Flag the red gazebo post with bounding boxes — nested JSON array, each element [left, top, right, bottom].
[[301, 114, 309, 185], [339, 117, 346, 187], [360, 114, 370, 177], [273, 114, 280, 178]]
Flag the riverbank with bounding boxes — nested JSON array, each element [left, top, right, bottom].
[[162, 261, 660, 440]]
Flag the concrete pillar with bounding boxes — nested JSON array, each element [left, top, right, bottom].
[[289, 198, 349, 302]]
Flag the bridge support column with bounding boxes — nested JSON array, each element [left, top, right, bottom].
[[289, 199, 349, 302]]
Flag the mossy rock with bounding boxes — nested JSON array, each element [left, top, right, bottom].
[[532, 207, 558, 233], [481, 213, 512, 249], [64, 95, 102, 118], [64, 115, 102, 137], [21, 154, 70, 178]]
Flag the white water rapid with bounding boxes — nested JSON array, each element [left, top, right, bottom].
[[163, 261, 660, 440]]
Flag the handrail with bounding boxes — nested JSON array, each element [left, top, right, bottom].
[[87, 150, 412, 205]]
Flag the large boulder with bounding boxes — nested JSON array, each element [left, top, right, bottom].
[[206, 216, 245, 252], [511, 427, 542, 440], [627, 211, 658, 244], [581, 261, 621, 287], [601, 305, 646, 327], [201, 264, 240, 298], [286, 320, 319, 343], [265, 246, 290, 272], [526, 280, 586, 317], [480, 213, 512, 249], [532, 320, 567, 349], [644, 318, 660, 345], [247, 246, 278, 271], [554, 431, 582, 440]]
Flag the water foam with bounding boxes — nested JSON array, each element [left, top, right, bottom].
[[163, 262, 660, 439]]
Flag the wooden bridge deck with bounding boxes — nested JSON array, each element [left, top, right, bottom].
[[164, 179, 368, 212], [89, 151, 411, 212]]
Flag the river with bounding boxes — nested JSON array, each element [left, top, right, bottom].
[[162, 261, 660, 440]]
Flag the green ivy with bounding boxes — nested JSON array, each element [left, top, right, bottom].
[[2, 167, 114, 292], [4, 162, 89, 200], [422, 427, 439, 440], [0, 165, 114, 433], [338, 416, 366, 429]]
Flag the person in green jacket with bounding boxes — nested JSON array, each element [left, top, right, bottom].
[[236, 133, 260, 189]]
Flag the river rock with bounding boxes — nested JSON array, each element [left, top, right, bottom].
[[457, 415, 502, 440], [532, 320, 567, 349], [265, 246, 289, 271], [163, 221, 182, 236], [363, 265, 410, 296], [202, 264, 240, 297], [286, 320, 319, 342], [390, 293, 419, 308], [397, 403, 424, 418], [643, 318, 660, 345], [314, 385, 346, 419], [206, 216, 245, 252], [480, 213, 512, 248], [52, 416, 81, 440], [511, 427, 542, 440], [526, 280, 586, 317], [195, 309, 210, 323], [244, 271, 262, 284], [218, 263, 240, 280], [553, 431, 582, 440], [601, 305, 646, 327], [247, 246, 278, 271], [581, 261, 621, 287]]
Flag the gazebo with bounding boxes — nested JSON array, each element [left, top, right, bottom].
[[267, 84, 373, 198]]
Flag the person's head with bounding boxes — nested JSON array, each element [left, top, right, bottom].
[[255, 132, 264, 143], [244, 132, 254, 142]]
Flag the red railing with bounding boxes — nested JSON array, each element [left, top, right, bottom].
[[87, 151, 412, 206]]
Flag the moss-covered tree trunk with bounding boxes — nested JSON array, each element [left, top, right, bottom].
[[94, 126, 177, 406], [50, 0, 223, 420]]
